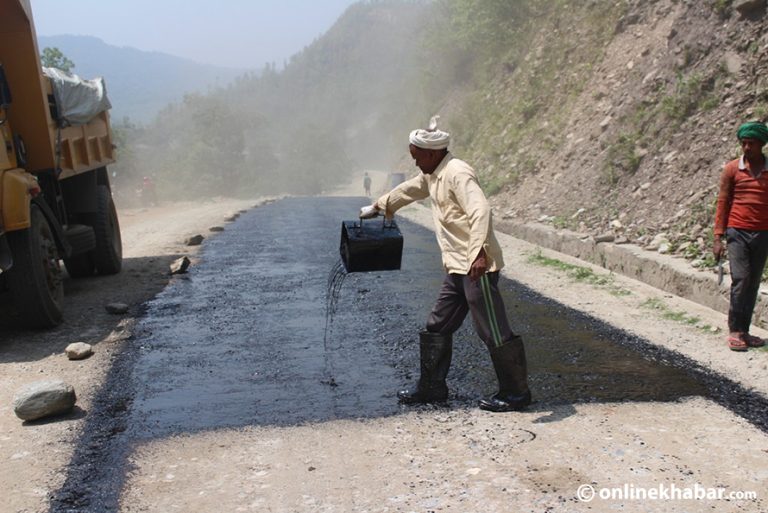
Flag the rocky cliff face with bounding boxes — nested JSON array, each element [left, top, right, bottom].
[[444, 0, 768, 268]]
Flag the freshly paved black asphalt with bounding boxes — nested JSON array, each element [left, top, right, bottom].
[[49, 196, 767, 512]]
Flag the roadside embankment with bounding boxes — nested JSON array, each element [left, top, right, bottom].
[[496, 219, 768, 327]]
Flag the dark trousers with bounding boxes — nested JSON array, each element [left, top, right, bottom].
[[426, 271, 514, 348], [726, 228, 768, 333]]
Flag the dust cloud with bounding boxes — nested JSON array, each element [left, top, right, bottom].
[[109, 2, 439, 203]]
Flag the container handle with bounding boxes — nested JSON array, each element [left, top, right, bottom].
[[357, 197, 393, 230]]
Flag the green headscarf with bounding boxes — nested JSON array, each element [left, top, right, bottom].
[[737, 121, 768, 143]]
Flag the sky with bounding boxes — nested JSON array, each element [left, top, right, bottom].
[[30, 0, 360, 70]]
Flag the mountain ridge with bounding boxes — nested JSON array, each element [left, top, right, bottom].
[[38, 34, 246, 122]]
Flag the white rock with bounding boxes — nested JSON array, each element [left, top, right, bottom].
[[642, 71, 656, 84], [647, 233, 669, 251], [724, 51, 744, 74], [663, 150, 677, 163], [571, 208, 586, 219], [65, 342, 93, 361]]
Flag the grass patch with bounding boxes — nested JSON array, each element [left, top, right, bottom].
[[482, 174, 505, 196], [640, 298, 716, 332], [603, 132, 643, 184], [711, 0, 733, 15], [527, 250, 631, 295], [753, 103, 768, 120], [660, 70, 724, 127]]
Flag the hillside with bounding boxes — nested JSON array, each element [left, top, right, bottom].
[[119, 1, 433, 199], [115, 0, 768, 275], [435, 0, 768, 268], [38, 35, 244, 122]]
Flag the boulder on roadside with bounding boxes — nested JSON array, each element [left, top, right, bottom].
[[105, 303, 129, 315], [185, 234, 205, 246], [170, 256, 191, 275], [13, 380, 77, 421], [646, 233, 669, 251], [65, 342, 93, 361], [594, 233, 616, 243], [733, 0, 766, 18]]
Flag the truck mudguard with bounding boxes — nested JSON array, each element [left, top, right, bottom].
[[0, 168, 35, 231]]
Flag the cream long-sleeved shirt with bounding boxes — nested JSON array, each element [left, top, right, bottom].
[[377, 153, 504, 274]]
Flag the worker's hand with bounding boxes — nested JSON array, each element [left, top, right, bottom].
[[713, 238, 725, 262], [359, 204, 380, 219], [469, 248, 488, 282]]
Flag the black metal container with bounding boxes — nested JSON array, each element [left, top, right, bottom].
[[340, 217, 403, 272]]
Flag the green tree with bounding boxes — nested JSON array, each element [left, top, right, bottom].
[[40, 47, 75, 72]]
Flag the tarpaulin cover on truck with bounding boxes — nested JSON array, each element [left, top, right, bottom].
[[42, 67, 112, 126]]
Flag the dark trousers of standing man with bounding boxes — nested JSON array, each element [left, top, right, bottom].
[[726, 228, 768, 333], [398, 271, 530, 410], [427, 272, 529, 398], [427, 272, 514, 347]]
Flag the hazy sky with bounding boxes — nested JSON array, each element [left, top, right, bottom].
[[31, 0, 360, 69]]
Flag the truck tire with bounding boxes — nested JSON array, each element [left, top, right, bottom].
[[92, 185, 122, 274], [64, 253, 95, 278], [63, 225, 97, 278], [6, 205, 64, 328]]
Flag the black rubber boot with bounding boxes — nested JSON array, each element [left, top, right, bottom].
[[479, 335, 531, 412], [397, 331, 452, 404]]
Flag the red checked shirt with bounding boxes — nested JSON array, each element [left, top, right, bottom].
[[714, 154, 768, 236]]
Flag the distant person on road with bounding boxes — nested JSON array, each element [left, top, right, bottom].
[[713, 121, 768, 352], [141, 176, 158, 207], [363, 172, 371, 196], [359, 116, 531, 412]]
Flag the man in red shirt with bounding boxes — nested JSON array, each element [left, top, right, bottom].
[[713, 121, 768, 351]]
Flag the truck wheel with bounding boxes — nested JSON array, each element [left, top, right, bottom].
[[92, 185, 122, 274], [6, 205, 64, 328]]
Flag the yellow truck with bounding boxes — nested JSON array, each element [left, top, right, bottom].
[[0, 0, 121, 328]]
